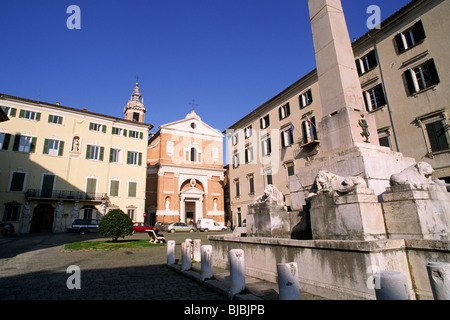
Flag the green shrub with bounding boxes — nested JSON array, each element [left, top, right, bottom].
[[99, 209, 134, 242]]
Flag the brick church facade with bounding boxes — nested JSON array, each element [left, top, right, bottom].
[[146, 110, 225, 225]]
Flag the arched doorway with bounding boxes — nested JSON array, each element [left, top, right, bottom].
[[179, 179, 205, 224], [30, 204, 55, 233]]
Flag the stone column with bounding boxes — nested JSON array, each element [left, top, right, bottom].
[[229, 249, 245, 296], [277, 262, 301, 300], [374, 271, 410, 300], [200, 245, 214, 281], [181, 242, 192, 271], [193, 239, 201, 262], [167, 240, 176, 264]]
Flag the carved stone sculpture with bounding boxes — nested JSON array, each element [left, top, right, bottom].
[[389, 162, 437, 190], [251, 185, 285, 207], [308, 170, 367, 197]]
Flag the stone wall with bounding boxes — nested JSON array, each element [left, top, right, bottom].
[[209, 235, 450, 300]]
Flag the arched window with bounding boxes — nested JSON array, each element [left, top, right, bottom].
[[190, 147, 197, 162]]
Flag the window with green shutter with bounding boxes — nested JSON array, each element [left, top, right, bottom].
[[128, 182, 137, 197], [109, 180, 120, 197], [86, 178, 97, 194], [10, 172, 26, 192]]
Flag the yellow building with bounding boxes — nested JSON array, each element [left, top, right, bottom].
[[0, 83, 152, 233], [146, 110, 225, 225]]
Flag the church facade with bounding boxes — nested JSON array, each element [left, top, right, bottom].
[[146, 110, 225, 225]]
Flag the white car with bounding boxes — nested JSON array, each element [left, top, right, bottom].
[[196, 219, 226, 232]]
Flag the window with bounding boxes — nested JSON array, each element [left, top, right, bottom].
[[48, 114, 63, 125], [404, 59, 440, 95], [0, 133, 11, 150], [232, 152, 240, 169], [1, 106, 17, 117], [112, 127, 126, 136], [232, 133, 239, 146], [286, 162, 295, 177], [247, 174, 255, 195], [260, 115, 270, 129], [128, 182, 137, 198], [234, 179, 240, 198], [185, 146, 201, 163], [19, 109, 41, 121], [89, 122, 106, 133], [363, 84, 386, 112], [264, 168, 273, 185], [12, 135, 37, 153], [43, 139, 64, 156], [301, 116, 318, 144], [127, 208, 136, 220], [395, 20, 426, 54], [426, 120, 449, 153], [281, 128, 294, 148], [244, 125, 253, 139], [109, 180, 120, 197], [299, 89, 313, 109], [86, 145, 104, 161], [416, 112, 449, 154], [133, 112, 140, 122], [9, 172, 27, 192], [127, 151, 142, 165], [245, 146, 254, 164], [86, 178, 97, 195], [261, 137, 272, 156], [110, 148, 122, 163], [129, 130, 143, 139], [356, 50, 377, 75], [279, 103, 291, 120], [378, 129, 392, 150], [2, 203, 21, 221]]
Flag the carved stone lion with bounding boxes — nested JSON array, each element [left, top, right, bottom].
[[308, 170, 367, 197], [251, 184, 286, 207], [390, 162, 436, 190]]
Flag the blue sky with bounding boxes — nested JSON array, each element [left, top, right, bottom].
[[0, 0, 410, 133]]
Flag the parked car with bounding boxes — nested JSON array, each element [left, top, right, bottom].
[[155, 222, 169, 231], [167, 222, 197, 233], [67, 219, 100, 234], [196, 219, 227, 232], [133, 222, 159, 233], [0, 223, 15, 235]]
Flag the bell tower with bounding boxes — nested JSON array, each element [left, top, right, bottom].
[[124, 81, 146, 123]]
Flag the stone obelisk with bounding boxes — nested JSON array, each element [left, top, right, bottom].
[[289, 0, 415, 211], [309, 0, 378, 153]]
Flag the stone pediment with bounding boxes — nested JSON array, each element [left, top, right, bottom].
[[181, 186, 205, 195], [160, 110, 223, 140]]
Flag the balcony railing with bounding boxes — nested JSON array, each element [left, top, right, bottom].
[[26, 189, 108, 202]]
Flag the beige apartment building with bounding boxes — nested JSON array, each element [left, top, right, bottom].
[[146, 110, 225, 225], [0, 82, 152, 233], [226, 0, 450, 226]]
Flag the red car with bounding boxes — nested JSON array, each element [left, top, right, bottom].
[[133, 222, 160, 233]]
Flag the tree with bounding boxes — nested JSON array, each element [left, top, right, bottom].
[[99, 209, 134, 242]]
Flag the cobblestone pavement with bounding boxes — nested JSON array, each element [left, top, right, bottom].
[[0, 232, 226, 300]]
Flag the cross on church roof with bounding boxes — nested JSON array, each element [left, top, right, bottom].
[[189, 99, 199, 111]]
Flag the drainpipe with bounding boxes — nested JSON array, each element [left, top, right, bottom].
[[367, 33, 401, 152]]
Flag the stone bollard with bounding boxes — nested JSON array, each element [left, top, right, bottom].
[[277, 262, 301, 300], [200, 245, 213, 281], [167, 240, 176, 264], [185, 238, 193, 259], [427, 262, 450, 300], [181, 242, 192, 271], [193, 239, 202, 262], [374, 270, 410, 300], [229, 249, 245, 296]]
